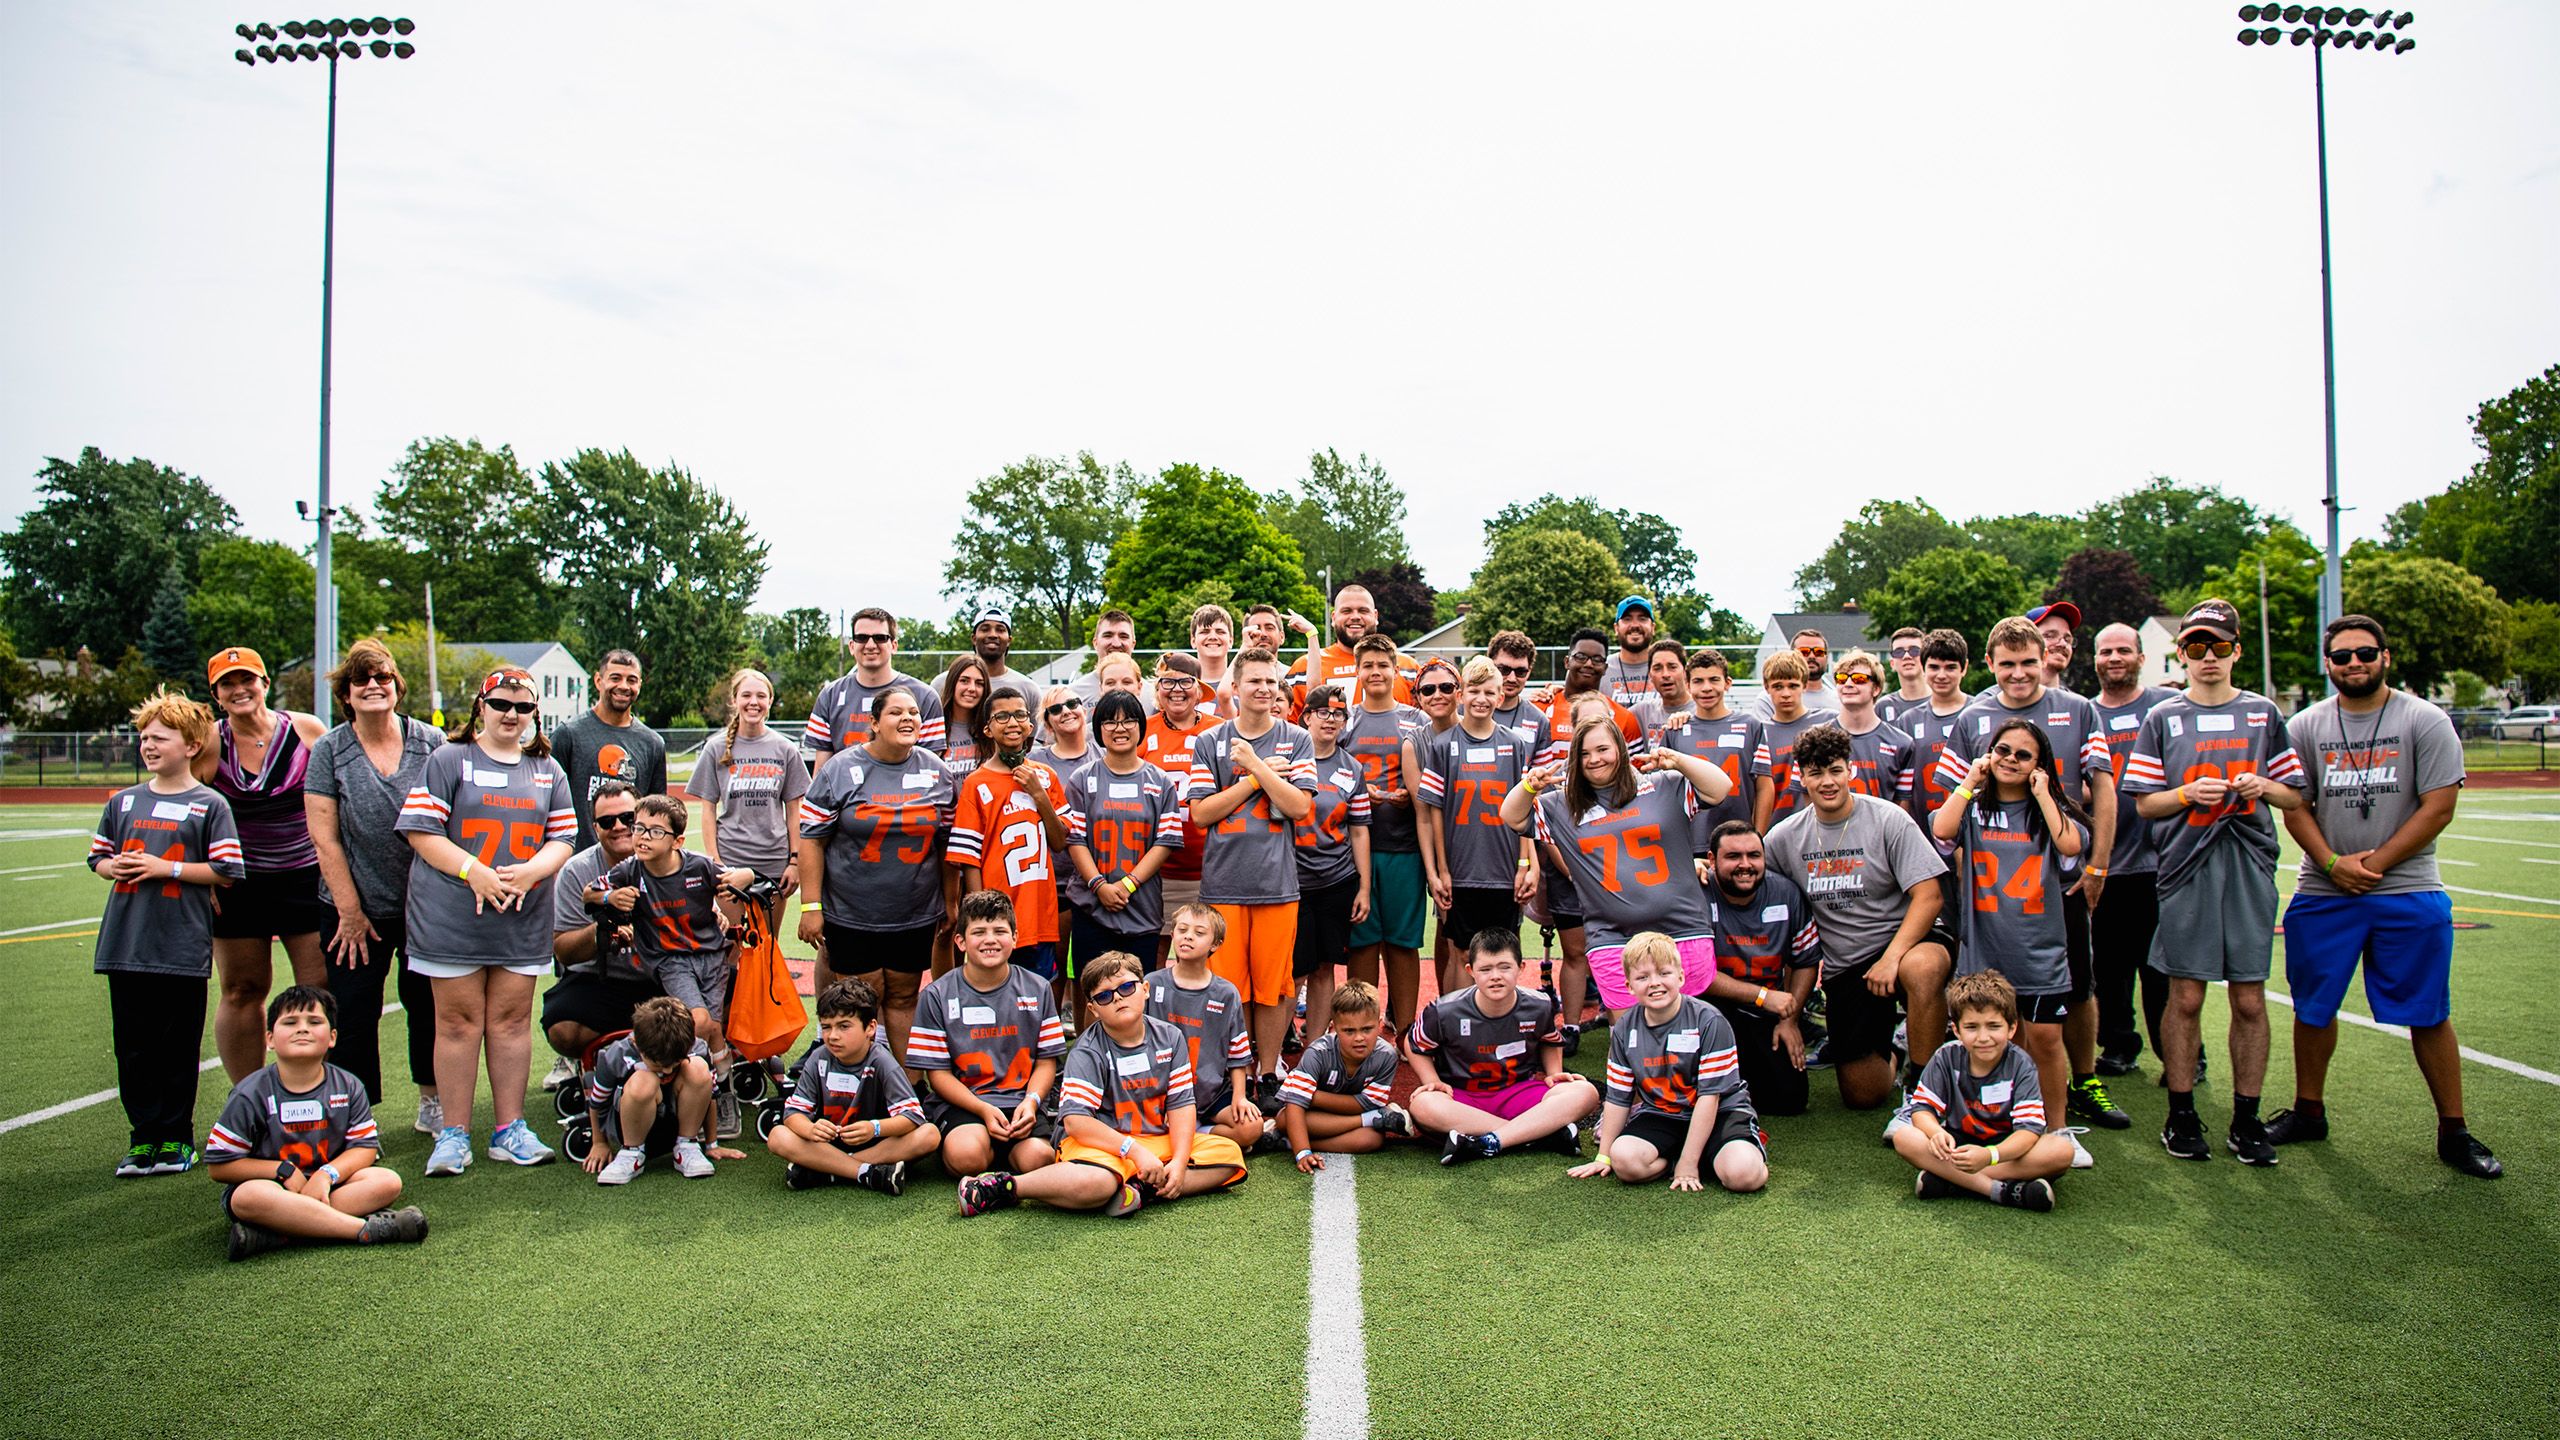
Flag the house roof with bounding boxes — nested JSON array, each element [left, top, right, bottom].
[[1768, 612, 1873, 651], [468, 642, 583, 672], [1404, 615, 1470, 652]]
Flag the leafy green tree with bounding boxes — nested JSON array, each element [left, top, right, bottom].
[[2342, 551, 2512, 697], [0, 628, 32, 725], [2078, 479, 2269, 597], [1861, 548, 2033, 663], [1484, 495, 1625, 559], [1105, 463, 1323, 648], [942, 452, 1136, 646], [2386, 362, 2560, 606], [185, 538, 316, 679], [1792, 500, 1965, 609], [746, 607, 847, 725], [1970, 512, 2089, 584], [1616, 511, 1698, 602], [2184, 523, 2323, 696], [372, 437, 556, 643], [41, 646, 167, 730], [140, 561, 199, 694], [1464, 529, 1630, 646], [1267, 450, 1411, 593], [537, 449, 769, 728], [2506, 599, 2560, 703], [370, 622, 497, 725], [0, 448, 238, 656]]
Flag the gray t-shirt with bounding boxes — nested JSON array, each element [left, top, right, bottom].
[[1762, 793, 1948, 978], [2092, 687, 2179, 877], [2121, 691, 2306, 891], [88, 783, 246, 978], [2289, 691, 2466, 898], [553, 843, 654, 988], [684, 729, 811, 877], [549, 712, 668, 852], [1603, 996, 1752, 1124], [303, 718, 445, 917], [797, 746, 955, 933], [1894, 1042, 2047, 1141], [1187, 719, 1318, 907]]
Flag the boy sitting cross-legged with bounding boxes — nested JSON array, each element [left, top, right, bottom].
[[204, 986, 426, 1261], [1406, 927, 1601, 1165], [957, 950, 1249, 1218], [1570, 932, 1768, 1193], [584, 994, 721, 1185], [910, 890, 1068, 1177], [1889, 970, 2073, 1212], [770, 978, 940, 1195], [1276, 979, 1412, 1171]]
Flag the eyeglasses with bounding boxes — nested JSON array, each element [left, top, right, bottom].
[[592, 812, 636, 830], [481, 697, 537, 716], [1043, 699, 1083, 718], [1493, 662, 1531, 679], [850, 632, 894, 646], [1416, 682, 1457, 697], [1154, 676, 1197, 690], [1311, 708, 1347, 721], [2326, 645, 2382, 666], [1989, 742, 2035, 762], [1888, 647, 1922, 660], [631, 824, 674, 840], [1566, 652, 1605, 666], [1089, 978, 1143, 1005], [1833, 670, 1877, 687], [2181, 640, 2237, 660]]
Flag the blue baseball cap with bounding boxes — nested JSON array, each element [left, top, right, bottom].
[[1614, 596, 1654, 620]]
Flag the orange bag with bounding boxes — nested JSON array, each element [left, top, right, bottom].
[[725, 900, 806, 1063]]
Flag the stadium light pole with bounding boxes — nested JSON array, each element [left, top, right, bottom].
[[234, 17, 419, 723], [2235, 6, 2414, 690]]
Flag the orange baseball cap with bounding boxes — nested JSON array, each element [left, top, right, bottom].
[[206, 647, 267, 685]]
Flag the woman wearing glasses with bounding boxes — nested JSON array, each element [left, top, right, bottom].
[[303, 637, 446, 1122], [398, 668, 580, 1176]]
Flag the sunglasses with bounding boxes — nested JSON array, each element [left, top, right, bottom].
[[1089, 978, 1143, 1005], [2181, 640, 2237, 660], [1888, 647, 1922, 660], [1493, 662, 1532, 678], [1989, 742, 2036, 763], [1796, 647, 1828, 661], [481, 697, 537, 716], [631, 824, 675, 840], [850, 632, 894, 645], [592, 812, 636, 830], [1833, 670, 1878, 686], [2326, 645, 2382, 666], [350, 671, 399, 688], [1043, 699, 1083, 718], [1416, 682, 1457, 697]]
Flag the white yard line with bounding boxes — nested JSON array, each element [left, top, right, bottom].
[[2261, 990, 2560, 1088], [2443, 833, 2560, 850], [0, 829, 88, 842], [2445, 885, 2560, 908], [0, 1005, 405, 1137], [2438, 858, 2478, 867], [2520, 857, 2560, 867], [0, 917, 98, 938], [0, 861, 84, 877], [1304, 1157, 1370, 1440]]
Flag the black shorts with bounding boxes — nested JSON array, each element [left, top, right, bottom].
[[1441, 888, 1522, 954], [1822, 959, 1906, 1065], [209, 864, 332, 941], [1619, 1106, 1765, 1161], [2019, 989, 2072, 1026], [823, 921, 938, 975], [541, 970, 659, 1038], [1293, 876, 1359, 979], [1711, 999, 1811, 1117], [2062, 889, 2092, 1002]]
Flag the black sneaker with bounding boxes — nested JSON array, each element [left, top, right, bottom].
[[1995, 1178, 2056, 1213], [2157, 1053, 2210, 1088], [853, 1160, 907, 1197], [1249, 1121, 1291, 1157], [955, 1171, 1018, 1217], [2094, 1048, 2140, 1078], [2264, 1107, 2329, 1146], [226, 1221, 292, 1262], [1377, 1104, 1413, 1139], [783, 1163, 830, 1192], [1913, 1170, 1960, 1200], [1534, 1122, 1582, 1158], [1438, 1131, 1482, 1168], [1252, 1074, 1285, 1114], [150, 1141, 197, 1175], [2440, 1130, 2503, 1180], [358, 1206, 429, 1245], [2162, 1111, 2211, 1162], [1558, 1023, 1583, 1060], [2227, 1119, 2278, 1167], [2068, 1077, 2132, 1131], [114, 1144, 156, 1178]]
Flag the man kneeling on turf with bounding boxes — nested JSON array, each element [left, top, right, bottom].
[[1570, 932, 1767, 1193], [1888, 972, 2071, 1212], [585, 995, 719, 1185], [958, 950, 1248, 1217], [771, 978, 939, 1195], [1277, 979, 1412, 1169], [205, 986, 426, 1261], [1407, 928, 1600, 1165]]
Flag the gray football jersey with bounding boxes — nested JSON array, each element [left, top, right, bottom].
[[1295, 748, 1372, 891], [1791, 720, 1916, 805], [1342, 703, 1425, 853], [1409, 985, 1562, 1090], [1705, 874, 1823, 989], [1417, 723, 1534, 890], [1937, 689, 2114, 808], [805, 670, 945, 757], [1034, 745, 1098, 908], [1894, 1042, 2047, 1141], [1663, 711, 1759, 846], [205, 1062, 379, 1167], [585, 1034, 712, 1114], [1954, 799, 2086, 996], [396, 742, 579, 967], [1187, 719, 1318, 906], [797, 746, 955, 932], [785, 1042, 924, 1129], [1063, 759, 1185, 937], [1277, 1032, 1399, 1111], [88, 783, 245, 978], [2091, 687, 2178, 877], [1762, 793, 1948, 977], [1146, 969, 1254, 1112], [1603, 996, 1751, 1123], [1752, 709, 1841, 827], [906, 964, 1065, 1106], [2121, 691, 2306, 890], [1058, 1014, 1196, 1135], [1899, 702, 1975, 830], [2288, 691, 2466, 898], [1532, 774, 1711, 949]]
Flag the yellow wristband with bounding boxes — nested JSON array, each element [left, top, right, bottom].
[[1123, 876, 1140, 896], [1522, 778, 1542, 795], [1987, 1144, 2000, 1166], [1952, 786, 1973, 803], [456, 858, 472, 881]]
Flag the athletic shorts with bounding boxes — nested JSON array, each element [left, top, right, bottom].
[[1292, 876, 1360, 979], [1620, 1106, 1765, 1162], [1539, 864, 1584, 930], [2282, 890, 2454, 1029], [1349, 850, 1427, 951], [650, 948, 734, 1017], [1010, 942, 1059, 982], [924, 1094, 1033, 1136], [1441, 888, 1522, 953], [409, 956, 549, 979], [822, 921, 937, 975], [210, 864, 334, 941], [2018, 989, 2071, 1026], [1059, 1130, 1248, 1187], [1822, 958, 1905, 1065], [1587, 934, 1716, 1012], [2148, 846, 2278, 984], [1444, 1077, 1551, 1123], [1210, 903, 1299, 1006], [1073, 909, 1157, 977], [600, 1091, 686, 1154], [541, 970, 659, 1038]]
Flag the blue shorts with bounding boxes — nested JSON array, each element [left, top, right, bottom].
[[2281, 891, 2454, 1029], [1011, 942, 1059, 982]]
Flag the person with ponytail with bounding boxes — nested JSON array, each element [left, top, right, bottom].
[[685, 668, 811, 924]]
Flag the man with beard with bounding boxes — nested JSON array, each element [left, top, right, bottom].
[[1700, 821, 1820, 1116], [552, 650, 667, 851], [2029, 602, 2081, 693], [971, 609, 1044, 716], [1601, 597, 1658, 705], [2273, 616, 2498, 1179], [1289, 584, 1411, 713], [2088, 622, 2182, 1078]]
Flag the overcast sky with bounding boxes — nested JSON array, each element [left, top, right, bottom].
[[4, 2, 2553, 637]]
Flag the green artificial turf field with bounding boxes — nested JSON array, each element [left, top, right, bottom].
[[1, 795, 2555, 1440]]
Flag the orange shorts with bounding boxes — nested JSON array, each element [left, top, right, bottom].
[[1210, 902, 1299, 1005], [1059, 1130, 1249, 1185]]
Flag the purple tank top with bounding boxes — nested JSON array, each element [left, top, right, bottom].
[[212, 714, 319, 871]]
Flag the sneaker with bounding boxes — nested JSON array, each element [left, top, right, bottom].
[[1249, 1122, 1291, 1157], [115, 1144, 156, 1179], [486, 1119, 556, 1167], [1438, 1131, 1482, 1168], [1558, 1023, 1583, 1060], [2068, 1076, 2131, 1130], [413, 1093, 443, 1135], [671, 1139, 715, 1178], [2264, 1106, 2329, 1146], [853, 1160, 907, 1197], [2439, 1130, 2503, 1180], [783, 1163, 830, 1192], [1475, 1133, 1505, 1160], [1252, 1074, 1285, 1114], [2162, 1111, 2211, 1162], [2094, 1048, 2140, 1078], [1103, 1181, 1145, 1217], [1377, 1103, 1414, 1139], [596, 1147, 647, 1185], [2227, 1119, 2278, 1167], [2064, 1128, 2096, 1170], [150, 1141, 197, 1174], [1895, 1060, 1923, 1099], [956, 1171, 1018, 1217], [1802, 1037, 1833, 1071], [1913, 1169, 1960, 1200], [426, 1126, 472, 1176], [357, 1206, 429, 1245], [1995, 1178, 2056, 1213], [715, 1090, 742, 1141], [225, 1220, 292, 1262], [1535, 1122, 1582, 1158], [541, 1054, 579, 1092]]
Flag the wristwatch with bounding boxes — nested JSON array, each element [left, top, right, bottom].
[[273, 1160, 296, 1183]]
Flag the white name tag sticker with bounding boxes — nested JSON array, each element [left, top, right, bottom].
[[1114, 1051, 1153, 1077], [1718, 733, 1744, 749], [902, 771, 937, 788], [2110, 714, 2138, 731], [843, 766, 867, 790], [2197, 713, 2236, 732], [2046, 712, 2070, 724], [1109, 783, 1139, 799], [823, 1072, 860, 1094], [1493, 1040, 1528, 1059], [1981, 1080, 2013, 1104], [959, 1006, 998, 1026], [278, 1099, 324, 1125], [151, 800, 192, 820], [1467, 747, 1496, 763], [473, 769, 509, 788], [1667, 1031, 1701, 1054], [1761, 904, 1789, 923]]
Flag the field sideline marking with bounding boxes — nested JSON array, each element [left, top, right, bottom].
[[0, 1005, 403, 1137], [2445, 885, 2560, 908], [0, 861, 83, 877], [2454, 906, 2559, 922], [2261, 989, 2560, 1088], [2444, 833, 2560, 849], [0, 917, 96, 937], [0, 929, 95, 946], [1305, 1157, 1369, 1440]]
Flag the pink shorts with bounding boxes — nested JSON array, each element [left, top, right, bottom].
[[1450, 1078, 1547, 1122], [1587, 934, 1717, 1012]]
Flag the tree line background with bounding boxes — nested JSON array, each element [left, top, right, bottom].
[[3, 363, 2552, 731]]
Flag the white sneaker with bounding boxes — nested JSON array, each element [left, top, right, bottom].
[[673, 1139, 716, 1178], [541, 1055, 579, 1092], [597, 1147, 646, 1185], [2065, 1127, 2096, 1170], [413, 1093, 443, 1135]]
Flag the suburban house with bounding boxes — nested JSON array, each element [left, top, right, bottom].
[[2136, 615, 2186, 689], [1760, 610, 1873, 665], [470, 642, 590, 731]]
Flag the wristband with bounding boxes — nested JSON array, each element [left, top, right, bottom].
[[1123, 876, 1140, 896], [1294, 1148, 1314, 1162], [2174, 785, 2188, 807], [321, 1163, 343, 1185], [1754, 986, 1769, 1009], [2322, 853, 2340, 873], [1118, 1136, 1135, 1158], [456, 857, 473, 881], [1952, 786, 1973, 803], [1522, 778, 1541, 795], [169, 859, 183, 880], [1987, 1144, 2000, 1167], [2086, 867, 2107, 878], [1517, 857, 1533, 870], [1593, 1152, 1612, 1172], [872, 1120, 883, 1144]]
